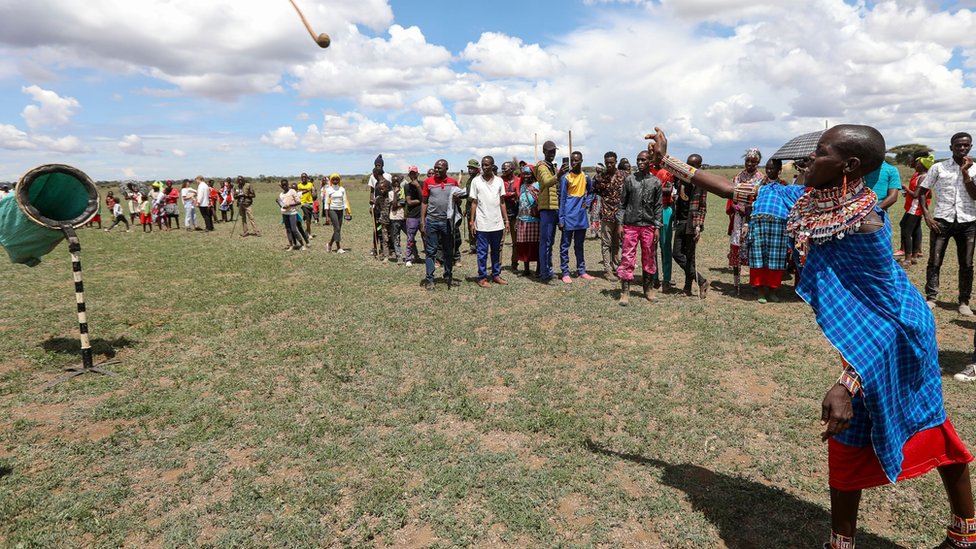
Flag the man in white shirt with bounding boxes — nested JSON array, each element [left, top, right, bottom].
[[180, 180, 197, 231], [469, 155, 510, 287], [918, 132, 976, 315], [196, 176, 214, 231], [0, 184, 10, 200]]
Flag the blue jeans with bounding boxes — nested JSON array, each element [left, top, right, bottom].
[[560, 228, 587, 276], [538, 210, 559, 280], [476, 229, 504, 280], [424, 219, 454, 282], [389, 219, 405, 259]]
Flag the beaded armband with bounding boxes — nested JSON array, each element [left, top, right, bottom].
[[732, 183, 757, 206], [837, 368, 861, 396], [830, 531, 855, 549], [661, 155, 698, 182], [948, 514, 976, 548]]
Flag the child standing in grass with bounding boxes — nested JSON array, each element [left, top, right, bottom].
[[104, 198, 130, 232], [140, 195, 152, 233], [647, 125, 974, 549]]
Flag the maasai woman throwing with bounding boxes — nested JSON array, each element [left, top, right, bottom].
[[647, 126, 974, 549]]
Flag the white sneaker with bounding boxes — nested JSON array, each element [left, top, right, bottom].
[[404, 261, 412, 267], [954, 363, 976, 382], [960, 303, 974, 317], [926, 300, 936, 310], [300, 245, 309, 251], [337, 249, 346, 254]]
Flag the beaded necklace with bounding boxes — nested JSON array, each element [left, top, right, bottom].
[[786, 178, 878, 264]]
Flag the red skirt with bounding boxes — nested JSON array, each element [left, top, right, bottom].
[[749, 267, 784, 289], [828, 418, 973, 491]]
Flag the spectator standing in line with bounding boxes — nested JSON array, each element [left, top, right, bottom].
[[918, 132, 976, 316], [196, 176, 214, 231]]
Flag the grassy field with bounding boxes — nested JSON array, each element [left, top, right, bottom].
[[0, 168, 972, 548]]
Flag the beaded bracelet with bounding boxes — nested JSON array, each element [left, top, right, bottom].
[[837, 369, 861, 396], [661, 155, 698, 182], [830, 531, 855, 549]]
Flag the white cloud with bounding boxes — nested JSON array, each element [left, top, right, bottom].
[[359, 91, 404, 110], [261, 126, 299, 149], [118, 134, 145, 155], [412, 96, 445, 115], [32, 135, 90, 154], [0, 124, 36, 150], [462, 32, 563, 78], [172, 148, 186, 157], [21, 85, 80, 129]]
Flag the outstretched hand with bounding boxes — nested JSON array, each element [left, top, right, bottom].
[[644, 127, 668, 159]]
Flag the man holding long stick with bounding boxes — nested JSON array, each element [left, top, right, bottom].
[[535, 140, 568, 282]]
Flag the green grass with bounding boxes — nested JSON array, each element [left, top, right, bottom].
[[0, 170, 971, 548]]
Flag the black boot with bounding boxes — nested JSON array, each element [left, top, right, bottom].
[[642, 277, 655, 301], [619, 280, 630, 306]]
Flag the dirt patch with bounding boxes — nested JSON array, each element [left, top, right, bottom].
[[73, 419, 135, 441], [715, 447, 753, 469], [480, 430, 530, 453], [601, 517, 663, 548], [159, 458, 196, 484], [720, 371, 779, 406], [609, 462, 642, 499], [380, 522, 439, 549], [552, 493, 595, 541], [224, 447, 256, 471], [471, 377, 516, 404]]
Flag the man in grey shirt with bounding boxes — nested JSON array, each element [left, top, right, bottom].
[[421, 159, 464, 290]]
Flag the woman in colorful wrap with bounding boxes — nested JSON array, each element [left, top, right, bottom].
[[515, 166, 540, 276], [726, 148, 766, 292], [646, 125, 974, 549], [747, 158, 805, 303]]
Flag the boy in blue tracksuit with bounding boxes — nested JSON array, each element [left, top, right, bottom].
[[558, 151, 595, 283]]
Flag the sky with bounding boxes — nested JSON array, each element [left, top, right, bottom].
[[1, 0, 976, 181]]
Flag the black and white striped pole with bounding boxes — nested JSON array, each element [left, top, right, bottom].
[[49, 225, 116, 385], [0, 164, 117, 387]]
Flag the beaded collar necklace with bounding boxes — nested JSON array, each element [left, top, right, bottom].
[[786, 179, 878, 263]]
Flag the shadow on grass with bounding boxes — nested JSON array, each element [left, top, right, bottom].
[[584, 439, 905, 549], [41, 336, 135, 359], [938, 349, 971, 378]]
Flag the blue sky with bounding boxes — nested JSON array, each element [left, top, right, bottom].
[[1, 0, 976, 181]]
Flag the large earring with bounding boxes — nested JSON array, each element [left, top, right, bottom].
[[842, 174, 848, 196]]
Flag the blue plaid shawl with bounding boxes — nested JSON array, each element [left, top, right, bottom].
[[752, 182, 805, 219], [794, 208, 945, 483]]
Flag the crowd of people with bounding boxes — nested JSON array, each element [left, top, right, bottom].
[[3, 124, 976, 549], [89, 176, 258, 236]]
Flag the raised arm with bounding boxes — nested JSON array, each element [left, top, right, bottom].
[[645, 127, 735, 199]]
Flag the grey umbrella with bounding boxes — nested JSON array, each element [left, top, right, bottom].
[[770, 130, 824, 161], [118, 179, 151, 198]]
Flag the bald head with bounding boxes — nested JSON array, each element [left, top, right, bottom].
[[828, 124, 886, 177]]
